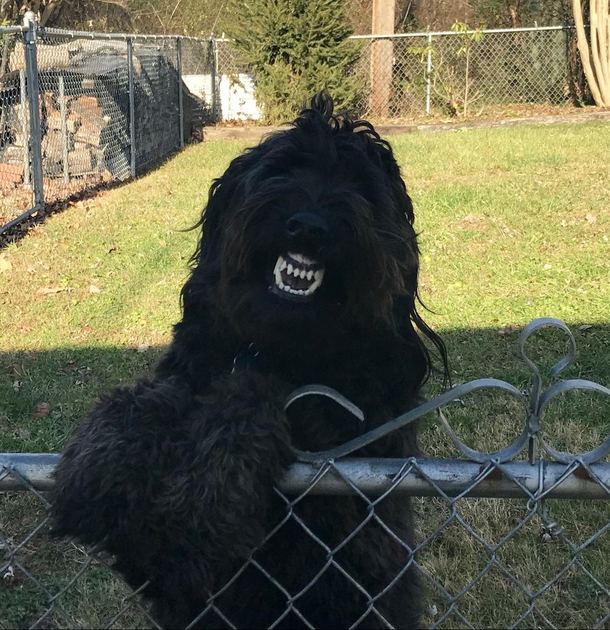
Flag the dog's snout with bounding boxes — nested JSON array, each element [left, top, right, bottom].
[[285, 212, 329, 243]]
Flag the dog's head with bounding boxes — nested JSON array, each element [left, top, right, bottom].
[[186, 94, 443, 375]]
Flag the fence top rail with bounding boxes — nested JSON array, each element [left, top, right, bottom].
[[0, 25, 27, 34], [349, 24, 575, 39], [3, 453, 610, 500], [4, 22, 575, 43], [40, 26, 208, 42]]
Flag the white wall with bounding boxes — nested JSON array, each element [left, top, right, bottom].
[[182, 73, 261, 121]]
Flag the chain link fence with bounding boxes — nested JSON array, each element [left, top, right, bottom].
[[350, 26, 577, 120], [1, 318, 610, 628], [211, 25, 580, 122], [0, 18, 214, 236]]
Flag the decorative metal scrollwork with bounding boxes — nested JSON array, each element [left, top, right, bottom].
[[291, 318, 610, 465]]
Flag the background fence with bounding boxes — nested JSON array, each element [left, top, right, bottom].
[[1, 318, 610, 628], [212, 25, 580, 121], [0, 17, 213, 236], [349, 25, 578, 120], [0, 20, 586, 236]]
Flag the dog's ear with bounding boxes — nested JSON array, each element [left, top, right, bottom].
[[351, 122, 416, 227], [353, 125, 449, 387], [191, 147, 261, 269]]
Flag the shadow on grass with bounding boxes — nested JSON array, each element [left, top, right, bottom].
[[0, 143, 191, 251], [1, 323, 609, 629], [1, 323, 609, 454]]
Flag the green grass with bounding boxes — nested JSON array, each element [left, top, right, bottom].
[[1, 122, 610, 628]]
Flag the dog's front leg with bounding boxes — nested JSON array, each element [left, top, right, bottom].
[[178, 368, 295, 561], [51, 370, 294, 627]]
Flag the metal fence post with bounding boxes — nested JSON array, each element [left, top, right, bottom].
[[177, 37, 184, 147], [127, 37, 136, 178], [58, 75, 69, 184], [23, 11, 44, 207], [19, 69, 30, 187], [425, 30, 432, 116], [209, 38, 217, 122]]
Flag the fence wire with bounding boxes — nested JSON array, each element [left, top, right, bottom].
[[349, 27, 574, 120], [0, 30, 33, 230], [1, 318, 610, 629]]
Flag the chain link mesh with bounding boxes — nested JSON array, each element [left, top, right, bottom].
[[2, 458, 610, 628], [131, 38, 180, 170], [213, 27, 575, 121], [350, 27, 574, 119], [34, 34, 131, 204], [179, 38, 215, 129], [214, 39, 260, 121], [0, 30, 33, 228]]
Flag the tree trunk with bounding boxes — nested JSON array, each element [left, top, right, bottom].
[[572, 0, 610, 105]]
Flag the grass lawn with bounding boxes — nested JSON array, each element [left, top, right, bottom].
[[1, 121, 610, 628]]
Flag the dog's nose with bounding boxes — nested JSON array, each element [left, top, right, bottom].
[[285, 212, 329, 243]]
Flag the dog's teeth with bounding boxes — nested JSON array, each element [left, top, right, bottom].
[[272, 260, 326, 300], [274, 257, 284, 287]]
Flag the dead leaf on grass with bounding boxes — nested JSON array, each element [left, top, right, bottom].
[[37, 287, 68, 296], [89, 284, 101, 294], [585, 213, 597, 224], [455, 213, 488, 230], [137, 344, 150, 353], [33, 402, 50, 419], [578, 324, 593, 331], [498, 325, 520, 337], [0, 256, 12, 272]]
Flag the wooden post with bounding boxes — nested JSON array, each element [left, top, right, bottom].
[[370, 0, 395, 117]]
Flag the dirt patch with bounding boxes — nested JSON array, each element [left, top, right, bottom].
[[454, 213, 490, 231], [204, 108, 610, 142]]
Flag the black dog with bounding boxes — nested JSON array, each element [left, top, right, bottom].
[[51, 94, 446, 629]]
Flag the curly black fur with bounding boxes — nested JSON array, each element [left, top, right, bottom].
[[51, 93, 447, 629]]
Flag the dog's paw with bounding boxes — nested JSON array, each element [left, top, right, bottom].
[[202, 369, 291, 418]]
